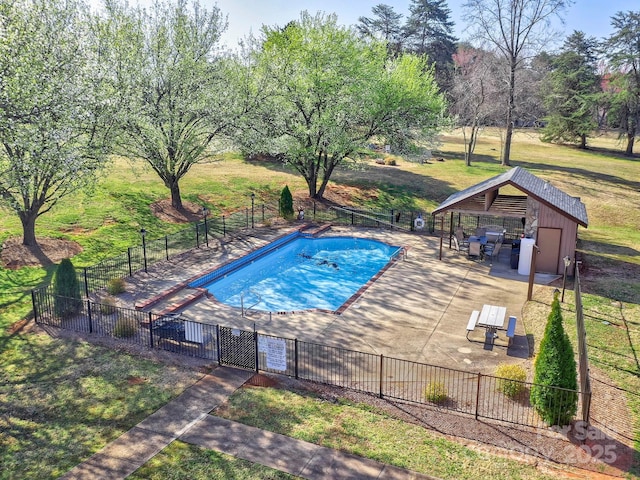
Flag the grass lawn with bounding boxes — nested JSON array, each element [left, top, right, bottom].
[[213, 386, 557, 480], [1, 129, 639, 478], [129, 441, 297, 480]]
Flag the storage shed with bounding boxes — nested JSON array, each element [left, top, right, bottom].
[[432, 167, 588, 275]]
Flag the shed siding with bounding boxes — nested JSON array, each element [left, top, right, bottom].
[[537, 203, 578, 274]]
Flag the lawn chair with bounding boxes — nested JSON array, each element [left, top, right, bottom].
[[468, 240, 482, 259], [455, 227, 469, 249], [453, 235, 469, 253]]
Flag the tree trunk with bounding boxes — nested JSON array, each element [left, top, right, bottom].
[[579, 134, 587, 149], [169, 181, 184, 212], [306, 173, 318, 198], [462, 127, 471, 166], [20, 211, 38, 246], [466, 123, 480, 166], [625, 132, 635, 156], [316, 153, 337, 199], [502, 60, 516, 167]]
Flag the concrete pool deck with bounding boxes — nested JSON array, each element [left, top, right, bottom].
[[123, 225, 559, 372]]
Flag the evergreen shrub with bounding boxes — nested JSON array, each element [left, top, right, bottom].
[[113, 316, 137, 338], [530, 295, 578, 426], [53, 258, 82, 317], [279, 185, 294, 219], [99, 296, 117, 315]]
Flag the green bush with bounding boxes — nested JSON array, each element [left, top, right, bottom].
[[279, 185, 294, 219], [113, 316, 137, 338], [384, 156, 397, 166], [424, 381, 447, 403], [99, 296, 117, 315], [495, 363, 527, 398], [530, 295, 578, 426], [53, 258, 82, 317], [107, 277, 126, 295]]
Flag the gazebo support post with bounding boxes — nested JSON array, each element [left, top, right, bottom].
[[439, 215, 444, 260], [527, 244, 540, 301], [449, 211, 454, 249]]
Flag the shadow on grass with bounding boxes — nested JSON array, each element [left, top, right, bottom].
[[516, 158, 640, 193], [247, 154, 464, 208], [0, 322, 194, 479]]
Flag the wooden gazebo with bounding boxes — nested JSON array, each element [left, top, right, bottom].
[[432, 167, 588, 275]]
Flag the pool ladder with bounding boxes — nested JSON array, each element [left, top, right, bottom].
[[240, 289, 262, 317]]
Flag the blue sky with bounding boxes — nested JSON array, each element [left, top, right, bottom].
[[212, 0, 638, 48], [89, 1, 638, 49]]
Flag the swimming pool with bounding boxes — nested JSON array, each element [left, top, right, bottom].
[[189, 233, 402, 312]]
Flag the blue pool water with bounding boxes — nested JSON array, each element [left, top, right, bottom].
[[191, 235, 401, 312]]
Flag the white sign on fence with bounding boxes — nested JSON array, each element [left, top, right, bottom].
[[265, 337, 287, 371], [257, 336, 267, 353], [184, 321, 203, 343]]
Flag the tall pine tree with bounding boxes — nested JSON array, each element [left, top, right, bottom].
[[541, 31, 599, 148], [602, 11, 640, 156], [403, 0, 457, 90]]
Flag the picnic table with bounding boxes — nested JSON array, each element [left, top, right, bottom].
[[467, 304, 517, 346], [479, 304, 506, 344]]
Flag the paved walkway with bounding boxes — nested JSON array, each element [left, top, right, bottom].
[[60, 366, 440, 480]]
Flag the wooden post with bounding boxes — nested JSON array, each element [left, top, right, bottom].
[[527, 245, 539, 301], [439, 215, 444, 260]]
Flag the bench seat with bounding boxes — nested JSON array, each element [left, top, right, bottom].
[[466, 310, 480, 340], [506, 316, 517, 346]]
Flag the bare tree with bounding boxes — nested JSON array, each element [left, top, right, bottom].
[[463, 0, 572, 166], [451, 46, 503, 165]]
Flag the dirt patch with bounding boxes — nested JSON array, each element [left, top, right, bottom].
[[1, 237, 83, 270], [150, 199, 205, 224], [127, 376, 148, 385], [1, 199, 205, 270]]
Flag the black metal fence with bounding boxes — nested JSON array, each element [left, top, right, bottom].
[[327, 206, 435, 232], [68, 198, 528, 299], [33, 292, 585, 430], [79, 204, 280, 295]]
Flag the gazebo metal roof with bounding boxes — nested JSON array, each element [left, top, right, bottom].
[[432, 167, 588, 227]]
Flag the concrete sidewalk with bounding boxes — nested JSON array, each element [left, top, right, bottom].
[[60, 366, 440, 480]]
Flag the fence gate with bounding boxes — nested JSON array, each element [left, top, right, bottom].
[[218, 326, 256, 370]]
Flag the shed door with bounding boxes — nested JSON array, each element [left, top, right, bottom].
[[536, 228, 561, 274]]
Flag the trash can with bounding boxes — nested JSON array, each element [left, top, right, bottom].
[[510, 248, 520, 269]]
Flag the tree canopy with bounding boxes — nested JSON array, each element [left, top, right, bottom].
[[238, 12, 446, 200], [403, 0, 457, 88], [356, 1, 457, 89], [0, 0, 115, 247], [105, 0, 243, 211], [357, 3, 404, 56]]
